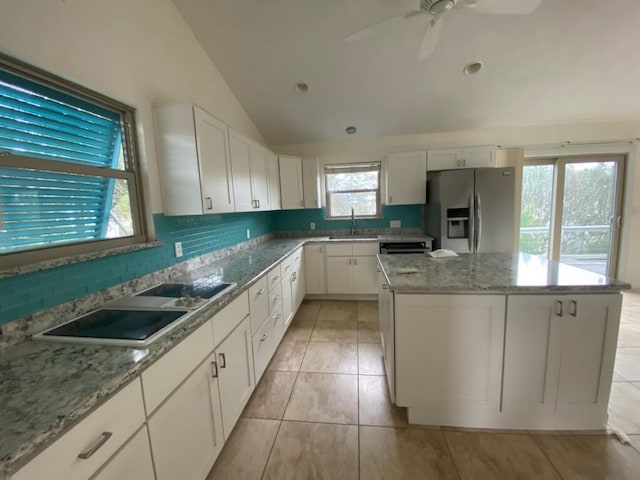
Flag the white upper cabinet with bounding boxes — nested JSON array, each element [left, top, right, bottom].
[[302, 157, 322, 208], [427, 146, 496, 171], [229, 128, 274, 212], [267, 151, 281, 210], [279, 155, 304, 209], [386, 151, 427, 205], [154, 104, 234, 215]]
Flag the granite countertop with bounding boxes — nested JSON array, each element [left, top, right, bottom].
[[0, 237, 308, 476], [378, 252, 631, 294]]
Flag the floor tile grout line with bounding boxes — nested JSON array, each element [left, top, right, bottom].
[[529, 432, 567, 480], [441, 428, 464, 480]]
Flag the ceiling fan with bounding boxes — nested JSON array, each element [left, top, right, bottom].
[[344, 0, 542, 60]]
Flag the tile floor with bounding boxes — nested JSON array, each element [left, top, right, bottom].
[[207, 294, 640, 479]]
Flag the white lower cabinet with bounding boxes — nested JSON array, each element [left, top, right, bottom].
[[352, 256, 378, 294], [304, 244, 326, 294], [502, 294, 622, 419], [291, 247, 306, 311], [91, 427, 154, 480], [148, 352, 224, 480], [215, 315, 255, 439], [325, 242, 378, 295], [395, 294, 506, 424], [281, 255, 294, 328]]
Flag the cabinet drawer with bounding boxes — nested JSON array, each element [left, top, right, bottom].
[[92, 426, 154, 480], [142, 320, 214, 414], [253, 303, 284, 381], [269, 282, 283, 314], [352, 242, 379, 256], [291, 247, 303, 268], [326, 243, 352, 257], [249, 276, 270, 334], [14, 379, 145, 480], [267, 264, 282, 292], [211, 291, 250, 346], [281, 255, 294, 279]]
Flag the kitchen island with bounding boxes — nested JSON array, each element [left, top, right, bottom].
[[377, 252, 631, 430]]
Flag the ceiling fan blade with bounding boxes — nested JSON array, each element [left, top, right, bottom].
[[418, 16, 443, 60], [344, 9, 426, 43], [460, 0, 542, 15]]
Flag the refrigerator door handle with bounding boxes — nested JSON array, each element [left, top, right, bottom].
[[468, 194, 475, 252], [475, 193, 482, 252]]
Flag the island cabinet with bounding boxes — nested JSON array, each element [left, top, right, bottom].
[[502, 294, 622, 426], [394, 294, 506, 426], [325, 242, 378, 295], [154, 104, 235, 215]]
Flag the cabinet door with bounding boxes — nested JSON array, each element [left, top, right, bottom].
[[352, 256, 378, 294], [193, 106, 235, 213], [148, 353, 224, 480], [249, 144, 270, 210], [378, 271, 394, 402], [281, 258, 294, 328], [427, 148, 462, 171], [267, 152, 281, 210], [326, 257, 352, 294], [302, 157, 321, 208], [395, 295, 505, 411], [92, 427, 154, 480], [502, 296, 563, 414], [461, 146, 495, 168], [556, 294, 622, 412], [229, 131, 254, 212], [279, 156, 304, 209], [386, 151, 427, 205], [216, 315, 255, 439], [304, 244, 326, 294], [292, 248, 306, 311]]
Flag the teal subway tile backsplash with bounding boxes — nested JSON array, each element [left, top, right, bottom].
[[0, 211, 274, 324], [272, 204, 424, 232]]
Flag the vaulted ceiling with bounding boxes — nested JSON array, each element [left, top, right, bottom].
[[172, 0, 640, 144]]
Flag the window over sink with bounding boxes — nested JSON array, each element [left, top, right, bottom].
[[0, 53, 147, 268], [324, 162, 381, 219]]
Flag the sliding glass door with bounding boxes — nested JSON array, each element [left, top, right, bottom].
[[519, 156, 625, 277]]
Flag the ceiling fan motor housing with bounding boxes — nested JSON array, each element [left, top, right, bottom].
[[421, 0, 456, 14]]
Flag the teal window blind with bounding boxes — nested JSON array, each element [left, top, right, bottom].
[[0, 68, 130, 254]]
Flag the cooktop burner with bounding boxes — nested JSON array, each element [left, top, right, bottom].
[[37, 308, 189, 346], [138, 281, 232, 299]]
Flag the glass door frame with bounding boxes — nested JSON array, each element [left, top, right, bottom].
[[524, 154, 626, 277]]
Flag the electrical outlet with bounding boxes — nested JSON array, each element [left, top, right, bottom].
[[390, 220, 401, 229], [174, 241, 183, 258], [246, 229, 251, 239], [310, 222, 316, 230]]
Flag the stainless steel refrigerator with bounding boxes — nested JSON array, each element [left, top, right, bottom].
[[425, 168, 515, 253]]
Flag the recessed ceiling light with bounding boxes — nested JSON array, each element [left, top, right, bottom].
[[346, 126, 357, 135], [463, 61, 484, 76], [294, 82, 309, 93]]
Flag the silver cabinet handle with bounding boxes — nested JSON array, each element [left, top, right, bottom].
[[257, 288, 265, 295], [569, 300, 578, 317], [284, 265, 291, 271], [272, 275, 279, 282], [292, 272, 297, 282], [381, 284, 388, 290], [256, 199, 261, 208], [211, 361, 218, 378], [78, 432, 112, 459], [475, 193, 482, 252], [555, 300, 563, 317], [353, 258, 357, 266], [260, 333, 268, 342], [273, 295, 280, 301], [300, 200, 304, 207], [219, 353, 226, 368], [275, 313, 282, 319], [205, 197, 213, 210], [389, 195, 393, 204]]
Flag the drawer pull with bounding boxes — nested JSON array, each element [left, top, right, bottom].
[[272, 275, 279, 282], [211, 361, 218, 378], [219, 353, 227, 368], [257, 288, 265, 295], [78, 432, 112, 459], [569, 300, 578, 317], [260, 333, 268, 342], [275, 314, 282, 319], [381, 284, 388, 290], [555, 300, 563, 317], [205, 197, 213, 210], [284, 265, 291, 271], [273, 295, 280, 301]]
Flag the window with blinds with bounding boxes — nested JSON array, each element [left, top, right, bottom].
[[324, 162, 381, 219], [0, 54, 146, 266]]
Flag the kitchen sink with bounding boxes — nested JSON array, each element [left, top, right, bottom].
[[328, 235, 379, 240]]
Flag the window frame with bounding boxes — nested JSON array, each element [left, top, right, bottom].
[[0, 52, 148, 269], [324, 162, 381, 220]]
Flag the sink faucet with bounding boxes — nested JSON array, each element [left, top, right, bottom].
[[350, 207, 356, 236]]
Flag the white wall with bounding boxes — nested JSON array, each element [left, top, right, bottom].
[[271, 121, 640, 287], [0, 0, 264, 215]]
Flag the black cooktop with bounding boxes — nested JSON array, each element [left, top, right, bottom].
[[138, 281, 232, 299], [42, 309, 188, 341]]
